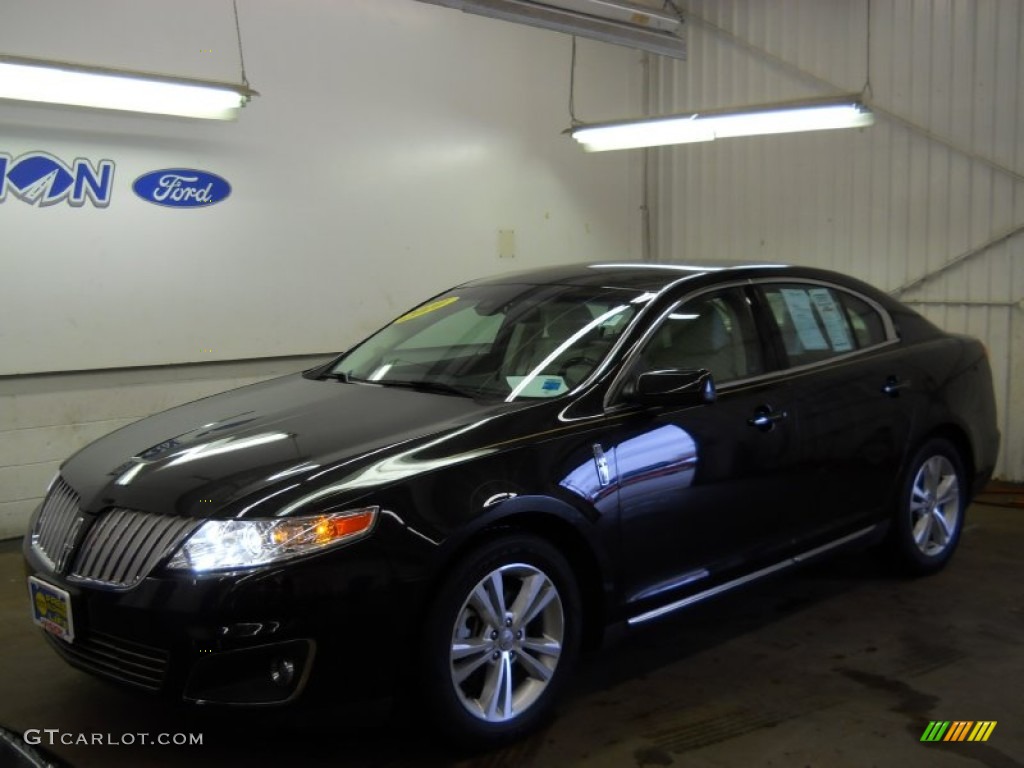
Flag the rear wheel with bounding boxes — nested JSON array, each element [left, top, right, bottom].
[[890, 438, 966, 575], [422, 534, 581, 747]]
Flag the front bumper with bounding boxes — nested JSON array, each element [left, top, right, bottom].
[[22, 534, 411, 707]]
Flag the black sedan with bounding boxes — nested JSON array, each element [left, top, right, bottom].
[[24, 261, 999, 745]]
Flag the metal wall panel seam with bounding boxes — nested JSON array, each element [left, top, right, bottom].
[[680, 5, 1024, 185], [890, 222, 1024, 298]]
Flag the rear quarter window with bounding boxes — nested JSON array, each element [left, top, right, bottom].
[[839, 291, 887, 348], [760, 283, 889, 367]]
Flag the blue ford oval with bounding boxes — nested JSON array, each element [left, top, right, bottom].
[[132, 168, 230, 208]]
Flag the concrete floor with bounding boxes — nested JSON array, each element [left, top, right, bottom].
[[1, 501, 1021, 768]]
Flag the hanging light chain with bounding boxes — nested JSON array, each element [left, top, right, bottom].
[[862, 0, 873, 101], [569, 35, 580, 126], [233, 0, 249, 88]]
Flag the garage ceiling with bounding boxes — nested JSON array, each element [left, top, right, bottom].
[[419, 0, 686, 59]]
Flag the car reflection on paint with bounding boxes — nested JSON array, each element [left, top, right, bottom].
[[23, 261, 999, 747], [560, 426, 696, 504]]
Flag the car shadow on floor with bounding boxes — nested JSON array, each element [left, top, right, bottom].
[[572, 546, 891, 699], [18, 547, 894, 768], [36, 548, 897, 765]]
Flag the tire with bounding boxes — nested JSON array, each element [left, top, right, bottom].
[[890, 437, 967, 575], [422, 534, 582, 747]]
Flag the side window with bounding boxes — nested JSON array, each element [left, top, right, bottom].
[[637, 288, 763, 383], [838, 291, 887, 348], [760, 284, 880, 366]]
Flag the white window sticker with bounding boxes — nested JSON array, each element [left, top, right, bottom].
[[808, 288, 853, 352], [505, 375, 568, 398], [779, 289, 828, 350]]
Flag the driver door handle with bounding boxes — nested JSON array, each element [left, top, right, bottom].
[[747, 405, 787, 432], [882, 375, 909, 397]]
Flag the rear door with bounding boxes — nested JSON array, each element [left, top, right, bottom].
[[753, 280, 922, 543]]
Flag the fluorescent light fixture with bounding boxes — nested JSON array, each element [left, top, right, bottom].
[[534, 0, 680, 33], [0, 54, 256, 120], [419, 0, 685, 59], [571, 97, 874, 151]]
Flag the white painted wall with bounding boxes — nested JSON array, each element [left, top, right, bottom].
[[0, 356, 330, 539], [0, 0, 644, 537], [650, 0, 1023, 481], [0, 0, 642, 373]]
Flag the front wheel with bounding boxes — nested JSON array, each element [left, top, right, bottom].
[[890, 437, 966, 575], [422, 534, 581, 747]]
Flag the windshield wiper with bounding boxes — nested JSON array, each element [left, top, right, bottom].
[[373, 379, 475, 398], [321, 372, 373, 383], [321, 372, 475, 398]]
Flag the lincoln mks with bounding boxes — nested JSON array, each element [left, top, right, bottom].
[[24, 261, 999, 745]]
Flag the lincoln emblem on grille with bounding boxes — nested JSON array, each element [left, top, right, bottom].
[[54, 514, 85, 574]]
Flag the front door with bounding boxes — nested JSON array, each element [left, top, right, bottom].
[[608, 287, 805, 620]]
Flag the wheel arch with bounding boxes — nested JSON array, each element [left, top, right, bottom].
[[887, 425, 972, 576], [918, 423, 976, 499], [427, 501, 611, 652]]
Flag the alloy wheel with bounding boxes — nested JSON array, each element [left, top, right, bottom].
[[909, 454, 961, 557], [448, 563, 565, 723]]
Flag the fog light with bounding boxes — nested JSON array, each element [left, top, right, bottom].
[[270, 657, 296, 687]]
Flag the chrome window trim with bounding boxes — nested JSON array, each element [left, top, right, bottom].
[[604, 276, 900, 409], [603, 278, 757, 409], [560, 272, 710, 400], [703, 337, 903, 393], [753, 276, 898, 344]]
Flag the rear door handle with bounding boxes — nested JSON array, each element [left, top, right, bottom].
[[747, 405, 787, 432], [882, 376, 909, 397]]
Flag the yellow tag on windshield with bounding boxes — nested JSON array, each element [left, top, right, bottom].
[[394, 296, 459, 324]]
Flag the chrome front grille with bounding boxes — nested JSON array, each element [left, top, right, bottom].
[[31, 477, 83, 572], [70, 509, 199, 588], [32, 476, 199, 588]]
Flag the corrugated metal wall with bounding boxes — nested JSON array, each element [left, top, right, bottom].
[[651, 0, 1024, 480]]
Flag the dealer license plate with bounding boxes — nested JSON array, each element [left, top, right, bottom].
[[29, 576, 75, 643]]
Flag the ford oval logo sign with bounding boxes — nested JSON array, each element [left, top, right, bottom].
[[132, 169, 230, 208]]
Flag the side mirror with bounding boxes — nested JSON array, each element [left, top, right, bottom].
[[627, 369, 716, 407]]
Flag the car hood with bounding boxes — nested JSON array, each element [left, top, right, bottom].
[[60, 373, 528, 518]]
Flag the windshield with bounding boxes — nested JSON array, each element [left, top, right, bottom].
[[329, 283, 646, 401]]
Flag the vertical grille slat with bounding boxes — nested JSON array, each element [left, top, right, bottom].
[[36, 488, 54, 541], [112, 514, 170, 584], [100, 512, 149, 583], [73, 513, 106, 576], [31, 478, 83, 571], [86, 508, 131, 581], [73, 512, 111, 577], [71, 507, 198, 589], [136, 518, 196, 581]]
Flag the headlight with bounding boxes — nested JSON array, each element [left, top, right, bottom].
[[166, 506, 378, 572]]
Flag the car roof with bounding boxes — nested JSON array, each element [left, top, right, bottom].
[[460, 260, 916, 318], [462, 260, 792, 291]]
